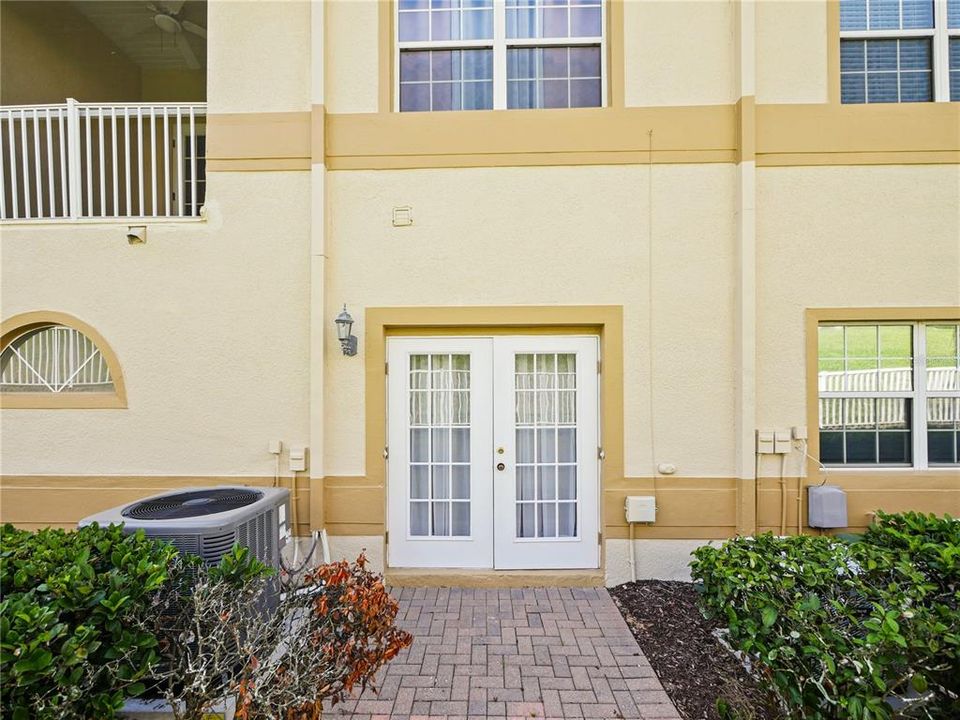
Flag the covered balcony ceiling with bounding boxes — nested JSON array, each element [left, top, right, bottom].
[[70, 0, 207, 70]]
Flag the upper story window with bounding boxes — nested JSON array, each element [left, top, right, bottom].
[[818, 322, 960, 468], [397, 0, 605, 112], [840, 0, 960, 102], [0, 313, 126, 408]]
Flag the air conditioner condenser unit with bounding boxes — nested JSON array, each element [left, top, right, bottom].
[[79, 486, 290, 571]]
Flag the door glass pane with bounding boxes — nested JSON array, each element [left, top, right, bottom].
[[409, 353, 471, 537], [515, 352, 578, 539], [517, 503, 536, 538], [452, 502, 471, 536]]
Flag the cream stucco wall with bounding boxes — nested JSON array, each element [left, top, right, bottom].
[[0, 171, 312, 476], [324, 0, 381, 114], [207, 0, 311, 113], [623, 0, 736, 107], [755, 0, 829, 104], [323, 164, 739, 479], [755, 165, 960, 476]]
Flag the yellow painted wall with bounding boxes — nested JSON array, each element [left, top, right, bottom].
[[756, 165, 960, 440], [0, 171, 312, 476], [323, 164, 739, 479], [322, 0, 838, 113], [0, 0, 141, 104], [324, 0, 380, 114], [755, 0, 829, 104], [207, 0, 311, 113], [623, 0, 736, 107]]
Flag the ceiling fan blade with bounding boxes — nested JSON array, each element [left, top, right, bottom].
[[176, 32, 201, 70], [161, 0, 186, 13], [181, 20, 207, 40]]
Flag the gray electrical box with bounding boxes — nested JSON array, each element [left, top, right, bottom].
[[808, 485, 848, 528]]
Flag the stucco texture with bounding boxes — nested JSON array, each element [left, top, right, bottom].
[[323, 164, 739, 480], [207, 0, 311, 113], [623, 0, 736, 107], [0, 172, 311, 476], [756, 165, 960, 434], [755, 0, 829, 104]]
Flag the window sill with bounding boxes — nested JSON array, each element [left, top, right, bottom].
[[0, 393, 127, 409]]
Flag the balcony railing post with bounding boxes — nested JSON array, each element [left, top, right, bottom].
[[65, 98, 82, 219]]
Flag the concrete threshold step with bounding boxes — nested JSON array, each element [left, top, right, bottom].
[[385, 567, 604, 588]]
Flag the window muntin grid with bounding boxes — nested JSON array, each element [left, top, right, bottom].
[[950, 37, 960, 98], [514, 352, 578, 540], [400, 49, 494, 111], [409, 353, 472, 537], [506, 0, 603, 39], [397, 0, 604, 111], [841, 38, 934, 102], [928, 397, 960, 463], [841, 0, 935, 31], [398, 0, 495, 42], [507, 46, 601, 108], [839, 0, 958, 102], [0, 325, 114, 393], [818, 322, 960, 468]]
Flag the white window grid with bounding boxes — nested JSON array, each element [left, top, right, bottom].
[[514, 352, 580, 541], [840, 0, 960, 102], [408, 353, 473, 539], [818, 321, 960, 469], [395, 0, 606, 111], [0, 325, 113, 393]]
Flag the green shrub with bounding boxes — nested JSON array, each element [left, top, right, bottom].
[[691, 512, 960, 720], [0, 523, 178, 720]]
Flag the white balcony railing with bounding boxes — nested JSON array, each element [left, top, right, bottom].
[[0, 100, 206, 221]]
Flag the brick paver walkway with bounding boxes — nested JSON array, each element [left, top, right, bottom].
[[324, 586, 680, 720]]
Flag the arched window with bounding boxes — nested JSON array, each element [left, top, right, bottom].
[[1, 312, 126, 408]]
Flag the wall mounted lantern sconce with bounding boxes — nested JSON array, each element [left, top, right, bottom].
[[335, 305, 358, 356]]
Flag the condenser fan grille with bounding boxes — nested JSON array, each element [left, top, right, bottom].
[[122, 488, 263, 520]]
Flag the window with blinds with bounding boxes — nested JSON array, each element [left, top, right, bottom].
[[840, 0, 960, 102], [818, 322, 960, 467]]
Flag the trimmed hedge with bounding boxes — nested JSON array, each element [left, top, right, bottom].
[[0, 523, 178, 720], [691, 512, 960, 719]]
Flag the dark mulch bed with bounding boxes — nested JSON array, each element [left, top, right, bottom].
[[610, 580, 783, 720]]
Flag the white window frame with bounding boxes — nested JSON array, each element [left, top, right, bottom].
[[818, 321, 960, 469], [394, 0, 607, 111], [839, 0, 958, 102]]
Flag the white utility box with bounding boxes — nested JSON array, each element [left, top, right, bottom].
[[625, 495, 656, 523]]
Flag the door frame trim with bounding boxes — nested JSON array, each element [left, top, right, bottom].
[[365, 306, 624, 570]]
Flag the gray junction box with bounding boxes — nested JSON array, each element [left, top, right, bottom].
[[807, 484, 848, 529]]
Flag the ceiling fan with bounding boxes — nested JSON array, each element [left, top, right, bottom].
[[145, 1, 207, 70]]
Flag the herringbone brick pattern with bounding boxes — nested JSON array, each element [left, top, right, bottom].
[[323, 587, 680, 720]]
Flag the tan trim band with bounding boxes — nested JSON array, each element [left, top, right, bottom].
[[326, 105, 738, 169], [1, 311, 128, 409], [0, 475, 313, 534], [756, 103, 960, 163], [206, 111, 312, 171], [201, 100, 960, 172]]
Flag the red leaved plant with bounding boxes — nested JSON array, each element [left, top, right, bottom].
[[235, 553, 412, 719]]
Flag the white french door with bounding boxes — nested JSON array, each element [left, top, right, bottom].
[[387, 336, 600, 570]]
